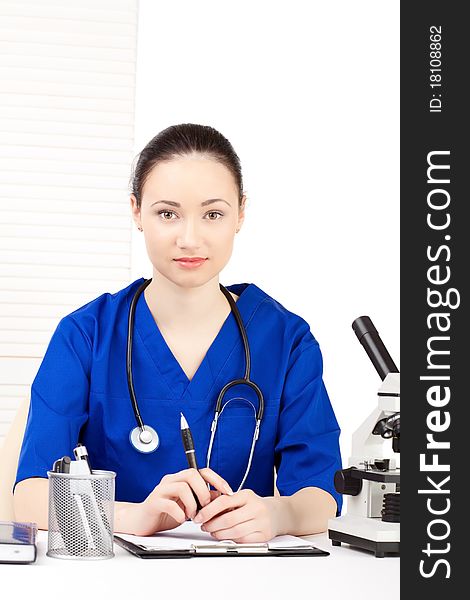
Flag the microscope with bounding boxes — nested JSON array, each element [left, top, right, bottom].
[[327, 316, 400, 558]]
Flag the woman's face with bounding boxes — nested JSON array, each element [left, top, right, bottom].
[[130, 155, 245, 288]]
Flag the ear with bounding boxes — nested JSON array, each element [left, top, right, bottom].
[[130, 194, 142, 230], [237, 194, 247, 232]]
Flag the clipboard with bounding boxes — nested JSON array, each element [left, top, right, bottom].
[[114, 535, 330, 558]]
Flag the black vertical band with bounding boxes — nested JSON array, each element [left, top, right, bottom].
[[401, 2, 466, 594]]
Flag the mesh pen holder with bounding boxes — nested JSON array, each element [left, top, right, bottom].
[[47, 469, 116, 560]]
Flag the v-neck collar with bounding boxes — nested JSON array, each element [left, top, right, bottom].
[[131, 280, 261, 403]]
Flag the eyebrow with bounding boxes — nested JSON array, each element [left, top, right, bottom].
[[150, 198, 231, 208]]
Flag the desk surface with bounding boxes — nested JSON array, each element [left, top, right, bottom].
[[2, 529, 399, 599]]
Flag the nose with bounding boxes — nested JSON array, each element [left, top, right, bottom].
[[176, 217, 203, 249]]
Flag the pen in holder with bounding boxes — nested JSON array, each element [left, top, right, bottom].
[[47, 469, 116, 560]]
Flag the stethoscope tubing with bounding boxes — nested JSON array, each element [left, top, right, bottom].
[[126, 278, 152, 431], [126, 278, 265, 479]]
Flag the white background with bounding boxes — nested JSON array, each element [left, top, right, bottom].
[[131, 0, 400, 463]]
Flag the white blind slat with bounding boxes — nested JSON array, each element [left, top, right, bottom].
[[1, 304, 79, 318], [0, 346, 48, 358], [0, 105, 134, 126], [0, 317, 63, 333], [0, 287, 127, 307], [0, 146, 132, 164], [2, 250, 128, 267], [1, 0, 137, 14], [0, 118, 134, 138], [1, 79, 136, 100], [0, 237, 129, 255], [0, 357, 42, 383], [1, 132, 134, 151], [0, 92, 135, 113], [1, 330, 61, 345], [0, 266, 130, 283], [3, 55, 135, 75], [0, 224, 131, 242], [0, 210, 130, 229], [0, 384, 30, 398], [0, 198, 130, 217], [0, 275, 129, 292], [0, 41, 136, 63], [2, 16, 136, 36], [0, 66, 135, 87], [1, 3, 137, 24], [0, 27, 137, 50]]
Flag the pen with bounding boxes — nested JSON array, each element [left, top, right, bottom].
[[180, 412, 203, 513], [73, 443, 92, 473], [73, 494, 97, 551], [52, 456, 71, 473], [50, 455, 88, 554], [70, 444, 112, 542]]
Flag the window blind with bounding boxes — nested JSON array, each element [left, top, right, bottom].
[[0, 0, 138, 444]]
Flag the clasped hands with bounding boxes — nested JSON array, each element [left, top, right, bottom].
[[138, 467, 279, 543]]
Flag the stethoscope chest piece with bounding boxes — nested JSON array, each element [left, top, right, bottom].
[[130, 425, 160, 453]]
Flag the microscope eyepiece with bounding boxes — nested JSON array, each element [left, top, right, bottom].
[[352, 316, 399, 380]]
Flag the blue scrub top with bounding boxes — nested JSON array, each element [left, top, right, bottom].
[[14, 278, 343, 514]]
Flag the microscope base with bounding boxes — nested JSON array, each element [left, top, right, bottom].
[[328, 515, 399, 558]]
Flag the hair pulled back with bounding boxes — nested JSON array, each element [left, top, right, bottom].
[[130, 123, 244, 209]]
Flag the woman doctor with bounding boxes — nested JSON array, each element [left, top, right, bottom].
[[13, 123, 342, 543]]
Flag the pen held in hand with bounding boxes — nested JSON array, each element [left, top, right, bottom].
[[180, 412, 203, 513]]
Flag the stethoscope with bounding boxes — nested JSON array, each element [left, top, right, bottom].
[[126, 278, 265, 491]]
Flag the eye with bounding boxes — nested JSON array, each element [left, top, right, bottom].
[[206, 211, 223, 220], [157, 210, 176, 220]]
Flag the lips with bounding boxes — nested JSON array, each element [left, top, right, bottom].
[[174, 258, 207, 262], [173, 257, 207, 269]]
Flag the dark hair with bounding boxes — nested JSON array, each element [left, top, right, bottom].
[[130, 123, 244, 209]]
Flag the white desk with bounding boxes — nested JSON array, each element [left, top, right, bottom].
[[2, 529, 399, 599]]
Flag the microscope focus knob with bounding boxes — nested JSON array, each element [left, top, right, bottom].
[[334, 468, 362, 496]]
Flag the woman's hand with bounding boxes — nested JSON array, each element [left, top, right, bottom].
[[193, 488, 281, 543], [128, 468, 233, 536]]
